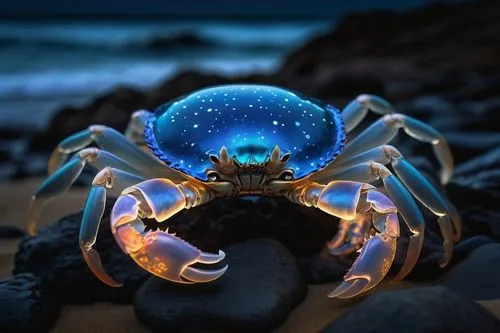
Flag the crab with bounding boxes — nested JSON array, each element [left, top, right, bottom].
[[27, 84, 461, 298]]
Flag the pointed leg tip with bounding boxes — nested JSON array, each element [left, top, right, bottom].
[[198, 249, 226, 264], [327, 289, 343, 298], [440, 170, 452, 185], [108, 281, 124, 288], [439, 256, 451, 268], [82, 247, 123, 288], [218, 250, 226, 259], [328, 279, 369, 299], [439, 250, 453, 268], [182, 264, 228, 283]]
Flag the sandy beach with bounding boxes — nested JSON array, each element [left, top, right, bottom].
[[1, 179, 499, 332]]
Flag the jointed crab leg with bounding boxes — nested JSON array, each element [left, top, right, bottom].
[[27, 148, 141, 235], [341, 94, 395, 133], [314, 144, 461, 241], [48, 125, 187, 182], [109, 178, 227, 286], [79, 167, 145, 287], [317, 161, 454, 280], [313, 145, 460, 263], [338, 113, 453, 184], [124, 110, 152, 147], [287, 180, 400, 298]]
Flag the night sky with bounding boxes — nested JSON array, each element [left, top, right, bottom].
[[0, 0, 467, 18]]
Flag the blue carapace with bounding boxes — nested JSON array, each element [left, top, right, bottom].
[[30, 82, 460, 300], [145, 84, 346, 180]]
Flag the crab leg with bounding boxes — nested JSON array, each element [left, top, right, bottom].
[[124, 110, 152, 147], [48, 124, 186, 182], [79, 168, 145, 286], [27, 148, 141, 236], [288, 181, 400, 298], [341, 94, 395, 133], [109, 178, 227, 285], [314, 144, 461, 241], [313, 146, 459, 265], [337, 113, 453, 184], [319, 161, 451, 281]]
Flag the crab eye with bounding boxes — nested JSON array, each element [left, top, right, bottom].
[[207, 172, 221, 182], [279, 170, 293, 181]]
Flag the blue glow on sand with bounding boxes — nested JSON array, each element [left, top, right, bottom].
[[145, 84, 345, 181]]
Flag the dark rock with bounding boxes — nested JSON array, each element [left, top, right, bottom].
[[0, 226, 26, 238], [297, 253, 354, 284], [442, 132, 500, 165], [441, 243, 500, 300], [29, 86, 146, 152], [448, 147, 500, 238], [321, 286, 500, 333], [406, 235, 494, 281], [0, 273, 60, 333], [13, 200, 149, 304], [134, 239, 307, 333]]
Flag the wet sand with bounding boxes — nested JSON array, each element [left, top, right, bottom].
[[1, 179, 499, 332]]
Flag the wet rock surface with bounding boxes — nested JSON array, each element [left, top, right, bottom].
[[448, 147, 500, 239], [13, 200, 149, 304], [407, 235, 495, 281], [0, 273, 60, 333], [321, 286, 500, 333], [441, 243, 500, 300], [134, 239, 307, 333]]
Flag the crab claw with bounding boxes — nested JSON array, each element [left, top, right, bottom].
[[105, 180, 227, 286], [133, 230, 226, 284], [328, 232, 397, 298], [328, 190, 399, 299]]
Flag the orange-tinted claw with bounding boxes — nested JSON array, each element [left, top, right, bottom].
[[125, 229, 226, 284], [330, 233, 397, 298], [110, 182, 227, 285]]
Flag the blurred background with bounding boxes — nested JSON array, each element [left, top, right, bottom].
[[0, 0, 462, 130]]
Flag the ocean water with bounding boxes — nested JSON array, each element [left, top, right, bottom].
[[0, 20, 331, 130]]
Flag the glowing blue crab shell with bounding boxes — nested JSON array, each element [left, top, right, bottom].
[[145, 84, 346, 181]]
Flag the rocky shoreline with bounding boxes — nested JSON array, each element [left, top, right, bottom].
[[1, 0, 500, 332]]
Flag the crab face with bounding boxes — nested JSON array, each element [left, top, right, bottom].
[[146, 84, 346, 190]]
